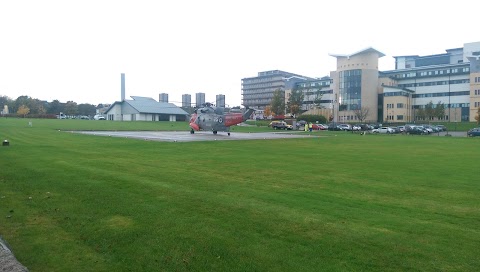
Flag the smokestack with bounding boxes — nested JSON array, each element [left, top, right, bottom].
[[121, 73, 125, 101]]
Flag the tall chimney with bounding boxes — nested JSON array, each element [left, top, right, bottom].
[[121, 73, 125, 101]]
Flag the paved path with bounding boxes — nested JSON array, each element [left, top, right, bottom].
[[74, 131, 318, 142], [427, 131, 466, 137], [0, 237, 28, 272]]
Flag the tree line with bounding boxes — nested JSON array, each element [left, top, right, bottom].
[[264, 88, 315, 117], [0, 95, 97, 117]]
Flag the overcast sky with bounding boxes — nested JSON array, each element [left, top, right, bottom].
[[1, 0, 478, 107]]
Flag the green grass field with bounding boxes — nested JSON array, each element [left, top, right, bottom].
[[1, 118, 479, 271]]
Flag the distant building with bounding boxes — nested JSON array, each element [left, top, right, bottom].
[[182, 94, 192, 108], [216, 94, 225, 108], [196, 92, 205, 107], [96, 104, 111, 116], [159, 93, 169, 103], [242, 70, 313, 109], [330, 48, 385, 123], [243, 41, 480, 123], [379, 41, 480, 122], [1, 105, 9, 115], [104, 96, 188, 121], [121, 73, 125, 101]]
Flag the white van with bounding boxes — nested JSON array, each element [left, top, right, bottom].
[[93, 115, 106, 120]]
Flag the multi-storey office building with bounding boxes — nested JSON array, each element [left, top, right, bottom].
[[159, 93, 169, 103], [216, 94, 226, 108], [468, 56, 480, 121], [241, 70, 313, 109], [195, 92, 205, 108], [285, 76, 333, 111], [379, 41, 480, 122], [329, 48, 385, 123], [182, 94, 192, 108], [242, 42, 480, 123]]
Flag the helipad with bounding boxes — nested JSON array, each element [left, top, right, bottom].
[[74, 131, 317, 142]]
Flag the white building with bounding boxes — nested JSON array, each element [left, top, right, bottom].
[[104, 96, 188, 121]]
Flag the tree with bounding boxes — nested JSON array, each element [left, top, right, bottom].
[[0, 96, 12, 114], [17, 105, 30, 117], [286, 88, 304, 116], [425, 101, 435, 121], [416, 108, 426, 121], [37, 104, 47, 115], [0, 95, 12, 108], [313, 90, 323, 108], [47, 100, 64, 114], [13, 95, 33, 114], [270, 89, 285, 116], [475, 107, 480, 125], [434, 101, 446, 121], [353, 107, 370, 123], [78, 103, 96, 116], [264, 106, 272, 118], [64, 101, 78, 115]]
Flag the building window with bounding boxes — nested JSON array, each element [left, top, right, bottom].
[[397, 103, 404, 108], [397, 115, 404, 120], [338, 69, 362, 111]]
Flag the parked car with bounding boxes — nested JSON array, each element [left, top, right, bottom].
[[408, 127, 428, 135], [372, 127, 395, 134], [338, 124, 352, 131], [436, 125, 447, 131], [94, 115, 106, 120], [327, 123, 342, 131], [270, 121, 292, 130], [467, 128, 480, 137], [296, 120, 307, 127], [311, 124, 327, 130]]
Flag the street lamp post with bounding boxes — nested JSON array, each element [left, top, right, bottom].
[[446, 69, 451, 136], [448, 70, 451, 122]]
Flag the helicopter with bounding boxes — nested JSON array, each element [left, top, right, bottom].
[[189, 103, 255, 136]]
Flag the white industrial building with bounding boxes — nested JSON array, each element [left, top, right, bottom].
[[104, 96, 188, 121]]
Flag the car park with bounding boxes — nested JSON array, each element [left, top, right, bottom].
[[467, 128, 480, 137]]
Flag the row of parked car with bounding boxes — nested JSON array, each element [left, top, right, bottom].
[[268, 120, 479, 137], [326, 123, 448, 135], [269, 121, 329, 130]]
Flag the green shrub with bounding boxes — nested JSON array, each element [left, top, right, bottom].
[[297, 114, 327, 124]]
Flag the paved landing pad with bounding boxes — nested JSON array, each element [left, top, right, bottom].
[[74, 131, 317, 142]]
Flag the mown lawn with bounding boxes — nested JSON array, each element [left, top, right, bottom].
[[0, 118, 479, 271]]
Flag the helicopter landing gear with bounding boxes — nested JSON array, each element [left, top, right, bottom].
[[190, 129, 194, 134], [213, 131, 217, 135]]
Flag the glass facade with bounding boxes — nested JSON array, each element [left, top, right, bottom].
[[339, 69, 362, 111]]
